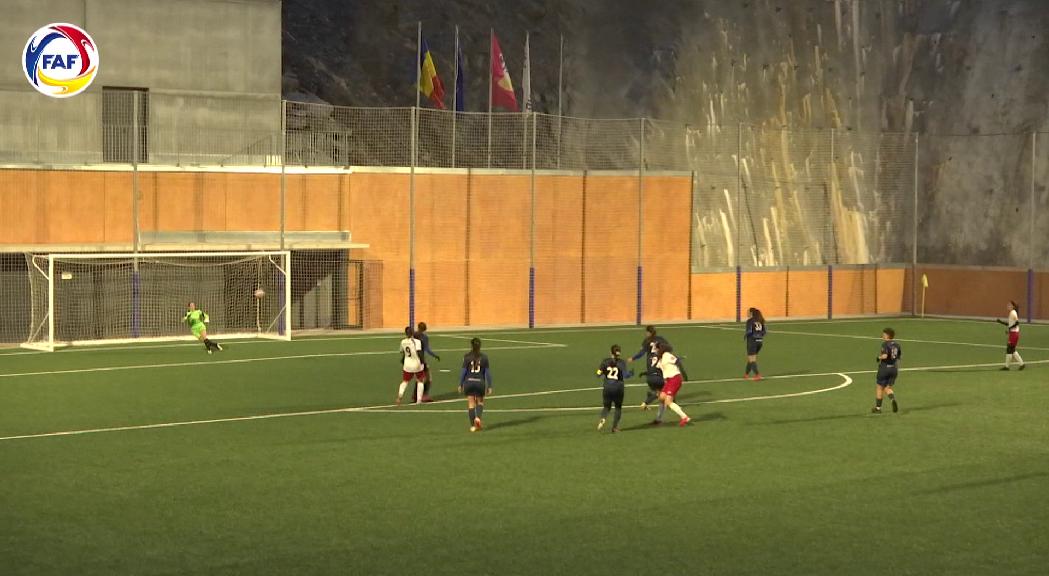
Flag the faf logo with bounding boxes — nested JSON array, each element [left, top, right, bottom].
[[23, 23, 99, 98]]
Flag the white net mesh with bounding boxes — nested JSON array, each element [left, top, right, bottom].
[[22, 252, 290, 350]]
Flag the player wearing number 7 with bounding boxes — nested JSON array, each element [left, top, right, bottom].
[[628, 325, 669, 424], [184, 302, 222, 354], [596, 345, 633, 433]]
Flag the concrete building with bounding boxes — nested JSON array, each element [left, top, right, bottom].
[[0, 0, 282, 165]]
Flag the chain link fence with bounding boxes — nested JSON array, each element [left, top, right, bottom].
[[2, 89, 1048, 336]]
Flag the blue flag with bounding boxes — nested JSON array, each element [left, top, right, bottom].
[[455, 41, 465, 112]]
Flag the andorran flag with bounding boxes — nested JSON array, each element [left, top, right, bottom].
[[419, 40, 446, 109]]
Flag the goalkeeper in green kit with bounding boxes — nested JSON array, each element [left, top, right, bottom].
[[184, 302, 223, 354]]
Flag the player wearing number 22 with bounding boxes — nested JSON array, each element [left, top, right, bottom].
[[459, 338, 492, 432], [184, 302, 222, 354], [596, 345, 633, 433], [397, 327, 429, 405], [871, 328, 902, 414]]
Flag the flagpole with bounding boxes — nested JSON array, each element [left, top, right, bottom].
[[452, 25, 459, 168], [415, 21, 422, 110], [557, 33, 563, 169], [522, 31, 529, 170], [487, 28, 493, 168]]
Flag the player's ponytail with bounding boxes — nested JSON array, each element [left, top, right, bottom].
[[1010, 300, 1019, 314], [470, 337, 482, 361], [611, 344, 621, 359], [753, 308, 765, 324]]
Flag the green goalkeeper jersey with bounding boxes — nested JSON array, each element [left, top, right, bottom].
[[184, 309, 209, 329]]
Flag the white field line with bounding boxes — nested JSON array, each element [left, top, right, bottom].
[[4, 358, 1042, 442], [697, 325, 1049, 352], [4, 317, 1041, 357], [0, 343, 557, 381], [443, 334, 568, 347], [362, 374, 855, 414]]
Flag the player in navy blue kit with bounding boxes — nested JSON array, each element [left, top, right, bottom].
[[743, 308, 767, 380], [459, 337, 492, 432], [628, 325, 670, 423], [415, 322, 440, 402], [596, 345, 633, 433], [871, 328, 902, 414]]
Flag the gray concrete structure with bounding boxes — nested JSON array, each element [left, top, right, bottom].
[[0, 0, 282, 165]]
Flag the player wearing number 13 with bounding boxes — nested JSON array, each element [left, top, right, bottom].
[[459, 338, 492, 432]]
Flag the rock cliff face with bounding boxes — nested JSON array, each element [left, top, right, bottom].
[[284, 0, 1049, 267]]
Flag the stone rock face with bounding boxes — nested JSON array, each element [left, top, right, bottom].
[[285, 0, 1049, 267]]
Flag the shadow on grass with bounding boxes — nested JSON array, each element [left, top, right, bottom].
[[484, 416, 545, 431], [619, 410, 726, 431], [751, 402, 962, 426], [915, 471, 1049, 495]]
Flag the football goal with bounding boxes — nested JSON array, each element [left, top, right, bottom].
[[22, 251, 291, 351]]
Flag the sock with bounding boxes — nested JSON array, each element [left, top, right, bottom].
[[745, 362, 752, 375], [415, 382, 424, 403], [644, 390, 659, 405], [468, 407, 476, 423], [752, 362, 760, 375], [1005, 354, 1011, 367], [667, 402, 688, 419], [612, 407, 623, 429], [876, 398, 883, 408], [600, 407, 610, 419], [202, 339, 212, 351], [656, 403, 667, 421], [475, 404, 484, 421], [397, 381, 408, 399], [1013, 352, 1024, 366], [423, 380, 432, 395]]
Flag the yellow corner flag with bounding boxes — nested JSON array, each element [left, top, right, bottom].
[[922, 274, 929, 288]]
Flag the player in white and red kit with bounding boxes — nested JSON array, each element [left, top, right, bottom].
[[655, 342, 691, 427], [996, 300, 1025, 371], [396, 326, 429, 404]]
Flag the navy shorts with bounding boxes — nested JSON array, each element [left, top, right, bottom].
[[463, 381, 486, 397], [747, 339, 764, 356], [646, 372, 665, 389], [602, 385, 625, 409], [876, 366, 898, 387]]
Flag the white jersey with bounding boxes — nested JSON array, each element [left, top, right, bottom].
[[657, 351, 681, 379], [400, 337, 423, 372], [1008, 310, 1020, 333]]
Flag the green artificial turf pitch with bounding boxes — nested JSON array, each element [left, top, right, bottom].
[[1, 318, 1047, 575]]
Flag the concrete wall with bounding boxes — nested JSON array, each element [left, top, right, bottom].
[[0, 0, 281, 164], [0, 168, 932, 329]]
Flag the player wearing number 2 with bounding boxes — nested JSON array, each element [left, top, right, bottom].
[[871, 328, 902, 414], [629, 325, 670, 423], [396, 326, 428, 405], [459, 338, 492, 432], [656, 342, 691, 427], [596, 345, 633, 433]]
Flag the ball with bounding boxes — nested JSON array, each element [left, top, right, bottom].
[[254, 288, 266, 299]]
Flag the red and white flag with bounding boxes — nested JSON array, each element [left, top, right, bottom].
[[490, 33, 518, 111]]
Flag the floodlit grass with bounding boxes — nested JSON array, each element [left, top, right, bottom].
[[1, 318, 1047, 575]]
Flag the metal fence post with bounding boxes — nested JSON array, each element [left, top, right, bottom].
[[529, 111, 537, 328], [912, 132, 920, 317], [280, 100, 287, 251], [1029, 131, 1036, 323], [409, 106, 417, 328], [637, 117, 645, 326], [736, 122, 743, 322]]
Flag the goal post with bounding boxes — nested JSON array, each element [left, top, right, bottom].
[[21, 251, 292, 351]]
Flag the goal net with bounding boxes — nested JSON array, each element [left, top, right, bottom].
[[23, 251, 291, 351]]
